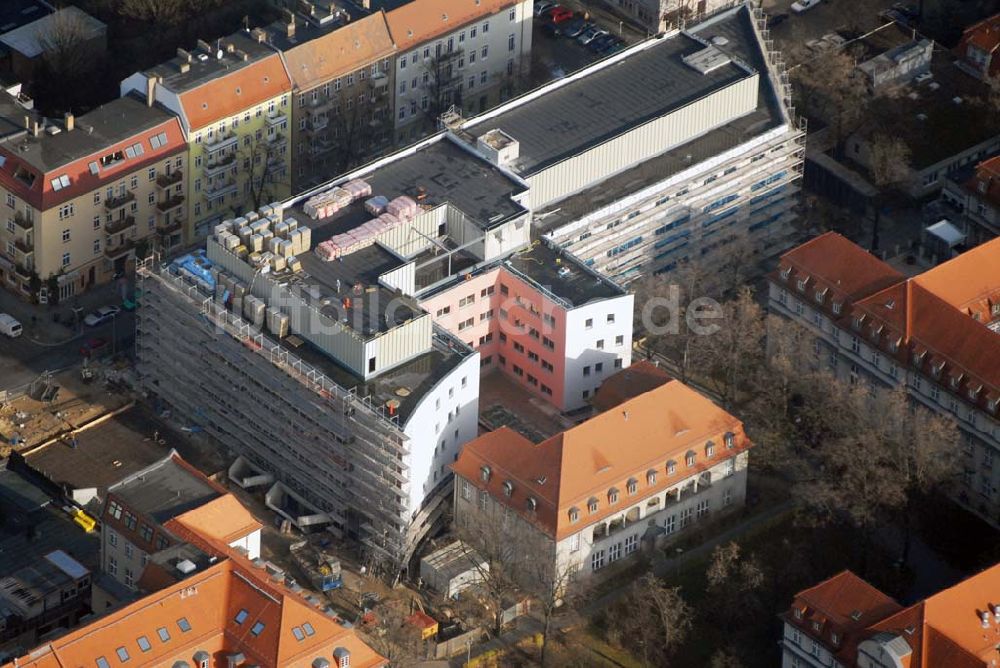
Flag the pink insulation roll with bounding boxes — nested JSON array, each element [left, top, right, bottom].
[[386, 195, 418, 220]]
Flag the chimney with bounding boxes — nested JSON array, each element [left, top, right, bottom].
[[250, 27, 267, 43], [179, 62, 190, 73], [196, 38, 212, 54], [286, 20, 296, 39], [23, 115, 30, 130], [64, 112, 74, 132], [32, 120, 40, 137], [145, 76, 156, 107], [177, 47, 192, 62], [361, 0, 371, 8]]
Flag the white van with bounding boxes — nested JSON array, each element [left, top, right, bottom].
[[0, 313, 23, 338]]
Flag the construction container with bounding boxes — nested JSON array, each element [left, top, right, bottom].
[[267, 307, 289, 338]]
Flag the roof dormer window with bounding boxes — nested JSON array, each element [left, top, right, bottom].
[[626, 478, 638, 494], [705, 441, 715, 458], [797, 277, 808, 292], [502, 480, 513, 497], [686, 451, 696, 467], [951, 373, 964, 389], [780, 266, 792, 281], [666, 460, 676, 475], [969, 385, 982, 401], [814, 287, 827, 303], [832, 301, 842, 315], [50, 174, 70, 191], [568, 507, 579, 523], [587, 497, 599, 514], [724, 432, 735, 449], [480, 465, 491, 482], [608, 488, 619, 504], [526, 496, 537, 512], [647, 469, 657, 485]]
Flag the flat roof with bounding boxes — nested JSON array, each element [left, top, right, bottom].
[[0, 0, 50, 35], [0, 94, 177, 173], [277, 325, 471, 424], [147, 31, 277, 93], [505, 241, 625, 307], [110, 456, 221, 524], [25, 407, 176, 499], [464, 24, 752, 176], [535, 6, 788, 231], [0, 6, 104, 59], [0, 468, 100, 577], [292, 135, 527, 229]]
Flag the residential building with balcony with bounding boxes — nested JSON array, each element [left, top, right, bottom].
[[4, 486, 386, 668], [452, 374, 752, 584], [603, 0, 738, 33], [385, 0, 533, 143], [767, 232, 1000, 527], [121, 31, 293, 242], [0, 94, 185, 301], [100, 452, 261, 593], [781, 563, 1000, 668], [955, 12, 1000, 81], [266, 7, 397, 191], [459, 4, 805, 283], [940, 154, 1000, 245]]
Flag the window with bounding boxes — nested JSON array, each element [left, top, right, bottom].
[[303, 622, 315, 636], [686, 451, 696, 467], [591, 549, 605, 571], [481, 45, 489, 58], [136, 636, 151, 653], [609, 542, 622, 562], [667, 460, 676, 475], [234, 609, 249, 625], [140, 524, 153, 543], [724, 488, 733, 506], [177, 617, 191, 632], [62, 252, 71, 267], [585, 318, 593, 329], [156, 626, 170, 643], [596, 339, 604, 350], [461, 479, 472, 501], [124, 568, 134, 587], [696, 499, 710, 518], [108, 530, 117, 546], [509, 34, 516, 51], [107, 555, 117, 575], [251, 621, 266, 637], [59, 204, 74, 221], [583, 366, 591, 377], [116, 647, 130, 662]]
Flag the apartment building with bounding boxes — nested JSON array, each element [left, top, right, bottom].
[[768, 232, 1000, 527], [419, 240, 633, 411], [941, 154, 1000, 244], [0, 95, 186, 301], [955, 12, 1000, 81], [267, 6, 397, 191], [452, 374, 752, 584], [121, 31, 293, 242], [781, 564, 1000, 668], [605, 0, 737, 32], [101, 452, 261, 593], [385, 0, 533, 143], [5, 498, 385, 668], [459, 4, 804, 283]]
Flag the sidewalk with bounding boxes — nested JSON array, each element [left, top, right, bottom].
[[0, 279, 128, 345]]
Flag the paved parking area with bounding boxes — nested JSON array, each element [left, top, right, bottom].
[[763, 0, 902, 64]]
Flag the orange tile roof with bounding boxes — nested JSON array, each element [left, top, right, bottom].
[[453, 379, 750, 540], [774, 233, 1000, 416], [959, 13, 1000, 55], [282, 11, 396, 91], [178, 52, 292, 130], [171, 492, 263, 544], [964, 155, 1000, 208], [386, 0, 516, 51], [786, 571, 903, 663], [774, 232, 906, 305], [591, 360, 672, 412]]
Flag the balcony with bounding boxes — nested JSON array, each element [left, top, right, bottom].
[[305, 114, 329, 132], [105, 215, 136, 235], [268, 132, 287, 148], [203, 152, 236, 179], [204, 132, 239, 154], [105, 239, 135, 260], [13, 239, 33, 262], [14, 262, 32, 280], [157, 217, 184, 235], [266, 110, 286, 127], [156, 194, 185, 214], [205, 180, 238, 201], [105, 191, 135, 212], [12, 212, 32, 230], [155, 170, 183, 190]]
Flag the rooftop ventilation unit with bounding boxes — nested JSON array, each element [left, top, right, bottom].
[[682, 46, 732, 75], [176, 559, 197, 574]]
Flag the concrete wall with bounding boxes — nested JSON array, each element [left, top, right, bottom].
[[562, 294, 634, 411]]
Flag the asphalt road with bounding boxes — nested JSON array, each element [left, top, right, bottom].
[[0, 306, 135, 393]]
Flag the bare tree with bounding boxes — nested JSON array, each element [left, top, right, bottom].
[[710, 648, 746, 668], [359, 600, 425, 667], [605, 573, 692, 667], [790, 49, 870, 154], [516, 554, 578, 667], [423, 51, 464, 122], [118, 0, 190, 24], [866, 133, 913, 252], [239, 130, 289, 213], [705, 541, 765, 626]]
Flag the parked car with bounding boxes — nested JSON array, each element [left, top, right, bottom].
[[549, 6, 574, 23], [791, 0, 821, 13], [766, 13, 789, 27], [80, 337, 109, 358], [0, 313, 22, 338], [577, 26, 608, 45], [588, 33, 619, 53], [560, 17, 587, 37], [542, 22, 562, 37], [596, 36, 626, 54], [83, 305, 120, 327], [534, 1, 556, 16]]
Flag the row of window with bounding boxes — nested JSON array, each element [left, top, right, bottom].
[[93, 617, 193, 667]]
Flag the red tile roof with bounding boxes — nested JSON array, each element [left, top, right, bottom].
[[178, 53, 292, 130], [453, 379, 750, 540], [959, 13, 1000, 57], [591, 360, 672, 412], [386, 0, 516, 51], [773, 233, 1000, 417], [963, 155, 1000, 209]]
